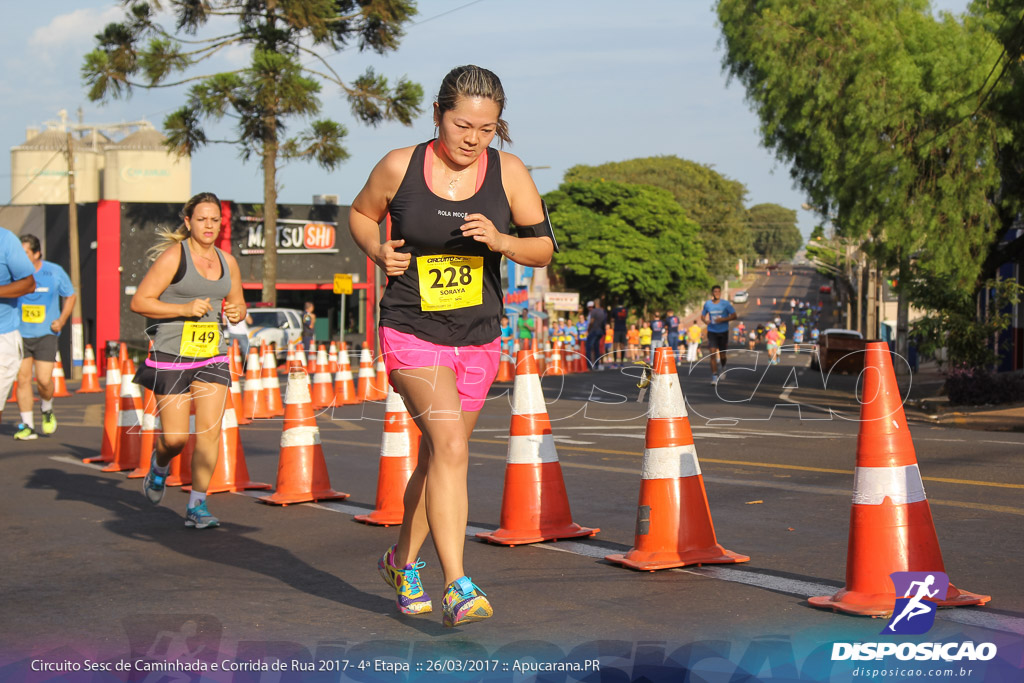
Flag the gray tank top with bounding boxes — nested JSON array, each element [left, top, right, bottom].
[[149, 242, 231, 359]]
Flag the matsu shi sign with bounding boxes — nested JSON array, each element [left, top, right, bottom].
[[241, 216, 339, 254]]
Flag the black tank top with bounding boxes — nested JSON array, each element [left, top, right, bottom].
[[380, 141, 511, 346]]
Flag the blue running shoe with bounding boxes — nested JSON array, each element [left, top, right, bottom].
[[142, 453, 166, 504], [378, 545, 432, 614], [441, 576, 492, 627], [185, 501, 219, 529]]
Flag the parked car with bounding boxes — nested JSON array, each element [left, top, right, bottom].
[[732, 290, 749, 304], [247, 307, 304, 357], [810, 328, 865, 373], [819, 284, 832, 294]]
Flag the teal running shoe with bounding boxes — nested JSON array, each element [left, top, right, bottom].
[[184, 500, 219, 529], [378, 545, 432, 614], [142, 453, 167, 504], [441, 576, 492, 627]]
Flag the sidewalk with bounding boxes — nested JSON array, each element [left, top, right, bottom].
[[901, 360, 1024, 432]]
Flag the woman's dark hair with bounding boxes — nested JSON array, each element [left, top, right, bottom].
[[436, 65, 511, 145]]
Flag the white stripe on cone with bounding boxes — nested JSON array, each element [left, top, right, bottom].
[[508, 433, 560, 464], [641, 444, 701, 480], [281, 426, 321, 447], [851, 464, 927, 505], [512, 374, 546, 415], [285, 373, 312, 405]]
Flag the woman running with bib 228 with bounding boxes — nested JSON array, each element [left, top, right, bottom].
[[349, 65, 555, 627]]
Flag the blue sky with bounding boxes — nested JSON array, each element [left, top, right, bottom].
[[2, 0, 969, 239]]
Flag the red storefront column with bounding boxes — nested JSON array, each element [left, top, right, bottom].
[[96, 200, 121, 369]]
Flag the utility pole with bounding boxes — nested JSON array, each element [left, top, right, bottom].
[[65, 131, 84, 379]]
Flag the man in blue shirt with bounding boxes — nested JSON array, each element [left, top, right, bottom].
[[700, 285, 737, 385], [665, 309, 681, 361], [0, 227, 37, 426], [649, 310, 665, 363], [15, 234, 76, 439]]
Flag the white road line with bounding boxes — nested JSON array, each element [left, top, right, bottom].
[[50, 455, 106, 470]]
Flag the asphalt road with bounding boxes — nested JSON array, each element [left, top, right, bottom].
[[2, 270, 1022, 682]]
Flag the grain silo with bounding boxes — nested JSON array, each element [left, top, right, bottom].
[[10, 127, 102, 205], [103, 124, 190, 202]]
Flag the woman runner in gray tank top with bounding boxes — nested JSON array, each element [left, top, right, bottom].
[[130, 192, 246, 530]]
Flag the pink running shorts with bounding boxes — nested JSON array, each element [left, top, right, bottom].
[[378, 326, 500, 412]]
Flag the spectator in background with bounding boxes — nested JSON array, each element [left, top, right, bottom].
[[302, 301, 316, 349], [685, 319, 702, 363], [585, 299, 606, 368], [610, 300, 628, 364], [516, 306, 534, 350], [226, 311, 253, 359], [626, 323, 640, 362], [638, 320, 652, 359], [575, 312, 588, 350], [500, 315, 513, 357]]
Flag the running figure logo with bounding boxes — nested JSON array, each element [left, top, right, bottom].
[[883, 571, 949, 635]]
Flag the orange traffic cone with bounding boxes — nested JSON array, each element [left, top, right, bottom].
[[164, 402, 195, 488], [8, 379, 19, 403], [606, 347, 749, 570], [546, 341, 566, 376], [51, 351, 72, 398], [258, 369, 349, 505], [356, 345, 385, 402], [84, 355, 121, 464], [307, 345, 317, 370], [808, 342, 990, 615], [310, 345, 336, 410], [495, 350, 514, 382], [242, 345, 265, 420], [354, 386, 421, 526], [259, 341, 284, 417], [102, 358, 143, 473], [477, 350, 598, 545], [334, 343, 359, 405], [198, 389, 270, 494], [373, 356, 388, 396], [78, 344, 101, 393], [127, 388, 158, 479], [229, 339, 244, 383], [230, 370, 250, 426], [757, 298, 761, 306]]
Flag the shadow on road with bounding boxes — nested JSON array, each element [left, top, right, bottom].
[[24, 467, 450, 636]]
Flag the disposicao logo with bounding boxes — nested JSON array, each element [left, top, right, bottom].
[[831, 571, 998, 663], [884, 571, 948, 635]]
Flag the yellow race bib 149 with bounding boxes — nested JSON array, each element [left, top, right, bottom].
[[180, 322, 221, 358]]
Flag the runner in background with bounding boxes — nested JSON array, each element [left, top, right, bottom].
[[610, 300, 628, 365], [649, 310, 665, 363], [586, 299, 606, 368], [685, 319, 702, 363], [0, 227, 36, 421], [516, 305, 534, 351], [626, 323, 640, 362], [638, 320, 652, 360], [301, 301, 316, 350], [499, 315, 513, 357], [700, 285, 737, 385], [665, 309, 681, 361], [14, 234, 75, 440]]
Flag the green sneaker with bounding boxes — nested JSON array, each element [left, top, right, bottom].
[[41, 410, 57, 435], [14, 423, 38, 441], [441, 576, 492, 627]]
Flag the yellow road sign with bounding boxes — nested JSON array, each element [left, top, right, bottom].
[[333, 273, 353, 295]]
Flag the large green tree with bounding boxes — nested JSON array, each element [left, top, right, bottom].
[[564, 157, 751, 280], [545, 180, 711, 311], [717, 0, 1008, 364], [82, 0, 423, 304], [747, 203, 802, 263]]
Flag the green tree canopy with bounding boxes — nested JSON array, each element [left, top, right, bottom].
[[717, 0, 1007, 290], [544, 180, 711, 311], [564, 156, 751, 280], [747, 203, 802, 262], [82, 0, 423, 304]]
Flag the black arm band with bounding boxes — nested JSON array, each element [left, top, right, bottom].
[[514, 201, 559, 252]]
